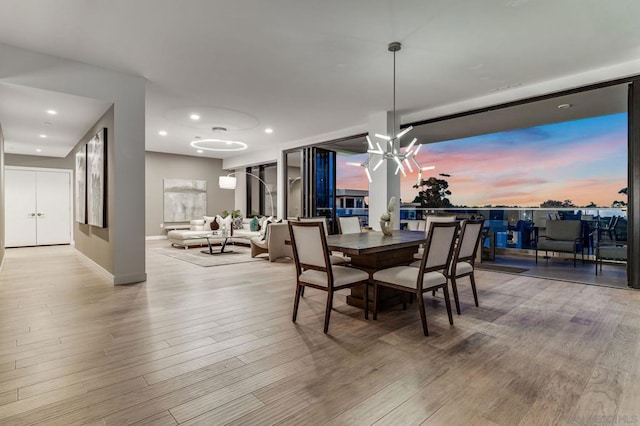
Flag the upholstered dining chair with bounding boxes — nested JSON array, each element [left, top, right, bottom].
[[288, 221, 369, 333], [337, 216, 362, 234], [372, 221, 459, 336], [413, 215, 457, 260], [299, 216, 349, 265], [444, 219, 485, 315]]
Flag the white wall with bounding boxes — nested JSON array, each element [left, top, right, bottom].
[[1, 43, 146, 285]]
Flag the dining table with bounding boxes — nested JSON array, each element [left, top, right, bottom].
[[326, 230, 427, 310]]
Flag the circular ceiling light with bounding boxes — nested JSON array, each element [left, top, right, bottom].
[[190, 113, 201, 121], [46, 110, 57, 115], [557, 103, 572, 109], [43, 122, 52, 126], [190, 127, 247, 152], [158, 130, 168, 136], [36, 149, 42, 152], [190, 139, 247, 152], [197, 149, 204, 154], [39, 134, 47, 138], [265, 128, 273, 134]]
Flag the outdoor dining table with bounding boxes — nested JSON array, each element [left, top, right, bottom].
[[326, 230, 427, 310]]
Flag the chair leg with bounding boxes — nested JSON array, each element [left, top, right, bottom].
[[470, 274, 479, 307], [449, 277, 461, 315], [292, 284, 303, 322], [363, 282, 369, 320], [300, 286, 305, 297], [416, 292, 429, 336], [442, 285, 454, 326], [535, 248, 538, 264], [323, 290, 333, 334], [373, 283, 379, 320]]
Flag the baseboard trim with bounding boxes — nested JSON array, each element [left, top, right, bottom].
[[75, 249, 115, 283], [114, 272, 147, 285], [75, 249, 147, 285], [146, 235, 167, 241]]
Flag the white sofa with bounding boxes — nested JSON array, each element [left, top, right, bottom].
[[167, 217, 262, 249]]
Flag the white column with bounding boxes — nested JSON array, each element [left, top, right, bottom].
[[277, 151, 285, 219], [368, 111, 401, 230]]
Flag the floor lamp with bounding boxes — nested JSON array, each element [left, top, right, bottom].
[[218, 172, 275, 218]]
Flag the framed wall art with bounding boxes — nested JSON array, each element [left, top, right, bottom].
[[163, 178, 207, 222], [87, 128, 107, 228]]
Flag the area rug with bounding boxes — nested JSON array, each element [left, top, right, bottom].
[[151, 245, 264, 267], [475, 264, 528, 274]]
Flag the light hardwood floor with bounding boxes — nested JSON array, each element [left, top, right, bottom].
[[0, 241, 639, 425]]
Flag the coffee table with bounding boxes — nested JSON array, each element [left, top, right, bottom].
[[198, 233, 235, 255]]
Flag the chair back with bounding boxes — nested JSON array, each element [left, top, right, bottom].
[[405, 220, 426, 232], [299, 216, 329, 235], [424, 215, 456, 236], [337, 216, 361, 234], [288, 221, 331, 275], [454, 219, 485, 263], [416, 222, 459, 277], [545, 220, 581, 240]]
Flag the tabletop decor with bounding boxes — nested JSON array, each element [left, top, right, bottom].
[[380, 196, 396, 236]]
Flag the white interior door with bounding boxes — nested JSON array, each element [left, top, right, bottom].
[[5, 169, 38, 247], [36, 171, 71, 245]]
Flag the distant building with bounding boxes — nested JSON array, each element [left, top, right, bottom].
[[336, 189, 367, 209]]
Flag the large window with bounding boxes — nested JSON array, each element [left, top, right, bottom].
[[336, 113, 627, 210], [246, 163, 277, 217]]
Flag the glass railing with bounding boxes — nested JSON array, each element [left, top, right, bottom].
[[338, 206, 628, 253]]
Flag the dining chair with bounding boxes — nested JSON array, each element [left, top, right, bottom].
[[288, 221, 369, 333], [299, 216, 349, 264], [372, 221, 459, 336], [337, 216, 362, 234], [413, 215, 457, 260], [445, 219, 485, 315]]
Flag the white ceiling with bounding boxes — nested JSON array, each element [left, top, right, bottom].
[[0, 83, 112, 157], [0, 0, 639, 159]]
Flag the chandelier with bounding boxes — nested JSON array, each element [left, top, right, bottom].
[[349, 42, 433, 184]]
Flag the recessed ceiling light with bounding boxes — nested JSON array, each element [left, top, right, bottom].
[[39, 134, 47, 138], [557, 103, 572, 109], [36, 149, 42, 152], [265, 128, 274, 134], [43, 122, 52, 126], [46, 110, 57, 115], [197, 149, 204, 154], [190, 113, 201, 121], [158, 130, 168, 136]]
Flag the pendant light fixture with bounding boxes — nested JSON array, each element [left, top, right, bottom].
[[349, 42, 433, 184]]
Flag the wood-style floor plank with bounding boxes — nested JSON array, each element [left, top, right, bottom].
[[0, 242, 638, 425]]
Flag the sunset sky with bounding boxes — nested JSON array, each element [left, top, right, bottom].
[[337, 113, 628, 207]]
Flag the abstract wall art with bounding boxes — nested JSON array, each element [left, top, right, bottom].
[[75, 144, 87, 224], [87, 128, 107, 227], [163, 178, 207, 222]]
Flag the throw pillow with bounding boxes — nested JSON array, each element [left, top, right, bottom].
[[258, 216, 268, 228], [232, 215, 244, 230], [260, 217, 273, 241], [203, 216, 216, 230], [219, 215, 233, 233], [249, 216, 260, 232]]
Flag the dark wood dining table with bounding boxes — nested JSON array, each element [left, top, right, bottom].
[[326, 230, 427, 310]]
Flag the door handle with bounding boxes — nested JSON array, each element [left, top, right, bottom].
[[37, 213, 43, 217], [28, 213, 36, 217]]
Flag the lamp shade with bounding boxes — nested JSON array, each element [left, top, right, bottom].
[[218, 175, 237, 189]]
